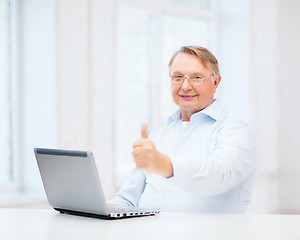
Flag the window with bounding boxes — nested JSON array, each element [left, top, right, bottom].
[[115, 0, 216, 185], [0, 0, 14, 191], [115, 5, 152, 185]]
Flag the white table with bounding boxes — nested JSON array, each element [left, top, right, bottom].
[[1, 208, 300, 240]]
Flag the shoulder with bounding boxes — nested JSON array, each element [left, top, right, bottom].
[[217, 110, 252, 132], [218, 112, 249, 130], [212, 112, 255, 148]]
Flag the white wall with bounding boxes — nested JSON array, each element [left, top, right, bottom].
[[56, 0, 117, 199], [247, 0, 281, 213], [248, 0, 300, 213], [277, 0, 300, 213]]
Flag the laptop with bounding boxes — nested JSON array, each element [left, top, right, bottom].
[[34, 148, 159, 219]]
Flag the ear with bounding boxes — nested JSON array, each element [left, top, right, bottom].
[[214, 75, 221, 89]]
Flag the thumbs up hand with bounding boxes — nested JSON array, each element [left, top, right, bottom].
[[132, 122, 173, 178]]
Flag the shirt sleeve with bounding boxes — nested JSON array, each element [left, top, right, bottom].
[[108, 167, 146, 207], [167, 122, 257, 196]]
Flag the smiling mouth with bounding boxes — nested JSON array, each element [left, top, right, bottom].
[[179, 95, 197, 98]]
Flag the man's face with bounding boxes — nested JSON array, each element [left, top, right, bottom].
[[170, 52, 221, 119]]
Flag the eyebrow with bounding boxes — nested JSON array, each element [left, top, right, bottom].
[[172, 71, 205, 76]]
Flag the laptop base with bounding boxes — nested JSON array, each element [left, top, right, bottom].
[[54, 208, 156, 220]]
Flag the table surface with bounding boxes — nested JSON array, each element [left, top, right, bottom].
[[1, 208, 300, 240]]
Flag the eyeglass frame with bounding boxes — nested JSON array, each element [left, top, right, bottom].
[[169, 73, 214, 86]]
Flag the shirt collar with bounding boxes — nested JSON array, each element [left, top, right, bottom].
[[167, 99, 224, 124]]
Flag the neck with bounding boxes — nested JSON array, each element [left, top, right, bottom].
[[181, 113, 191, 122], [180, 100, 215, 121]]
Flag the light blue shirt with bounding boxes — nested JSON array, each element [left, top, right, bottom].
[[110, 100, 257, 213]]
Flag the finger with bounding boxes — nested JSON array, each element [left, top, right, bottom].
[[132, 139, 149, 148], [135, 161, 148, 169], [131, 147, 143, 157], [141, 122, 148, 138]]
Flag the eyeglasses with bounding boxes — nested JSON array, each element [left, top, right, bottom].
[[169, 74, 213, 85]]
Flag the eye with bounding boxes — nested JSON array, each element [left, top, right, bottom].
[[171, 74, 184, 83], [191, 76, 204, 80], [174, 74, 184, 79]]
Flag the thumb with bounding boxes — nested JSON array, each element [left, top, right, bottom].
[[141, 122, 148, 138]]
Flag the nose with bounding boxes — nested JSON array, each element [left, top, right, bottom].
[[181, 77, 192, 91]]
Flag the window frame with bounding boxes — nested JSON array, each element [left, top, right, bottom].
[[0, 0, 21, 194], [0, 0, 58, 200]]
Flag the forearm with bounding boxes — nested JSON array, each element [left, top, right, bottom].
[[109, 167, 146, 207], [167, 145, 257, 195], [154, 152, 174, 178]]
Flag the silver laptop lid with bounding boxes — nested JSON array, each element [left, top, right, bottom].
[[34, 148, 109, 216]]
